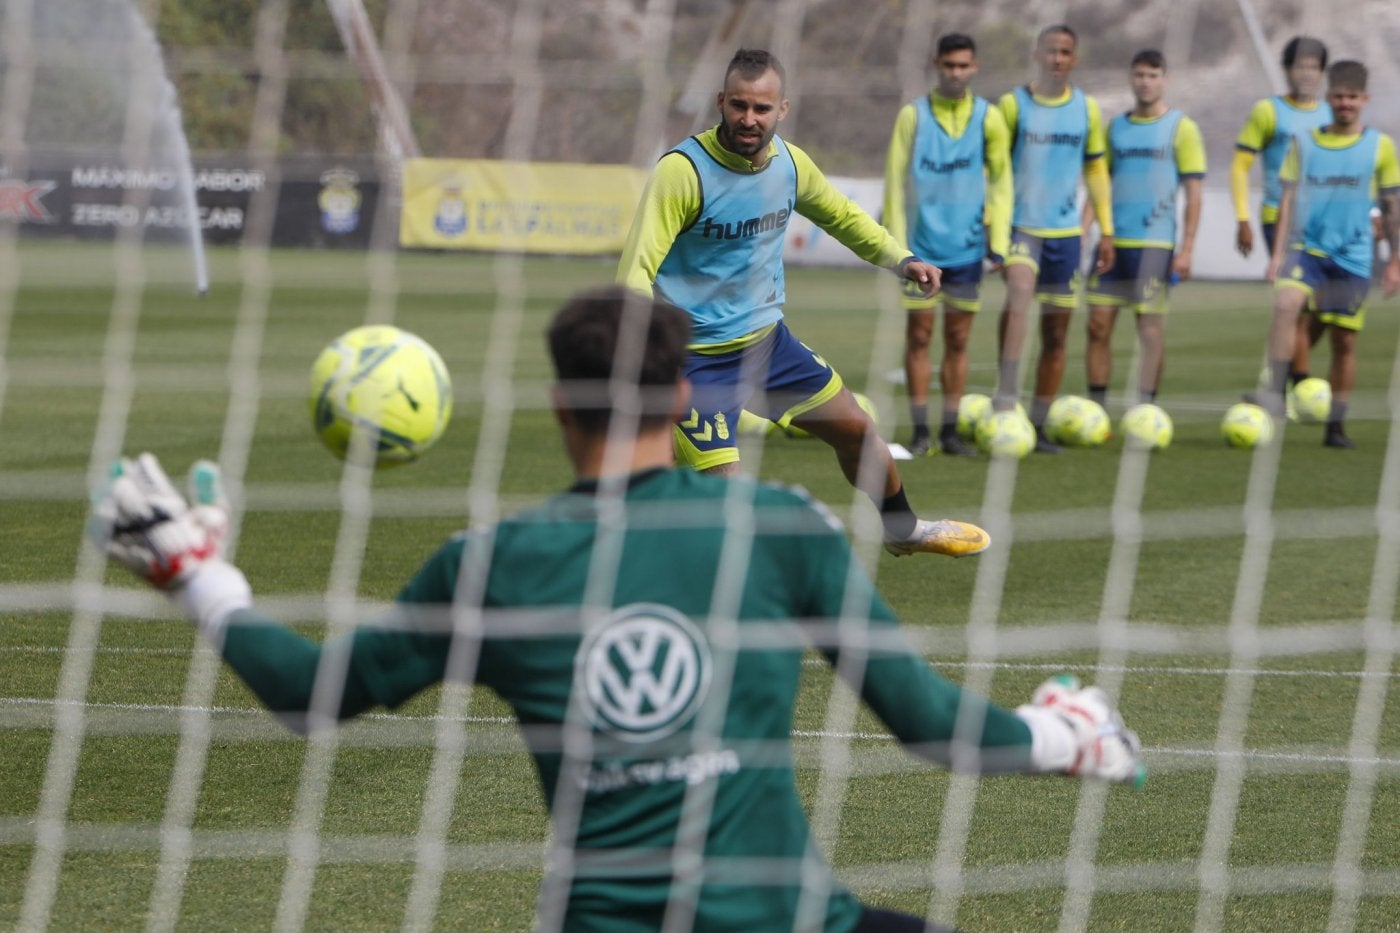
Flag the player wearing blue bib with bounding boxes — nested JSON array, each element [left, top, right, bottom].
[[1084, 50, 1205, 407], [994, 24, 1115, 453], [1233, 36, 1332, 392], [619, 49, 989, 559], [882, 33, 1012, 457], [1256, 60, 1400, 448]]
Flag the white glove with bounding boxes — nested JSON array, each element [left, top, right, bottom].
[[1016, 675, 1146, 787], [90, 453, 250, 634]]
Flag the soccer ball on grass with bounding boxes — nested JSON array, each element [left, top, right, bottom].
[[1045, 395, 1111, 447], [1220, 402, 1274, 448], [1288, 377, 1332, 423], [956, 393, 993, 439], [1120, 403, 1172, 451], [975, 409, 1036, 459], [309, 325, 453, 468]]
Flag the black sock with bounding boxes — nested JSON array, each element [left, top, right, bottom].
[[1029, 398, 1051, 429], [939, 420, 958, 440], [1088, 384, 1108, 406], [880, 487, 917, 540], [909, 403, 929, 440], [1328, 399, 1348, 431], [1289, 370, 1309, 388]]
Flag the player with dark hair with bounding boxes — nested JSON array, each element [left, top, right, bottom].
[[1232, 35, 1331, 390], [619, 48, 989, 558], [1255, 60, 1400, 447], [1083, 49, 1205, 406], [995, 23, 1115, 452], [91, 285, 1145, 933], [882, 32, 1012, 457]]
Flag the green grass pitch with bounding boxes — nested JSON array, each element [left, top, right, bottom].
[[2, 243, 1398, 930]]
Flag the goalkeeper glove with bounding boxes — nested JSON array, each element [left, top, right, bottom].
[[89, 452, 251, 635], [1016, 674, 1146, 788]]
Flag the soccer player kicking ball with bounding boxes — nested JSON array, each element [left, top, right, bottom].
[[882, 32, 1012, 458], [1083, 49, 1205, 408], [1256, 60, 1400, 448], [618, 48, 988, 558], [995, 24, 1115, 453], [91, 287, 1146, 933]]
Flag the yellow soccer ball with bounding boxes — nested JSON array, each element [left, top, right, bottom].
[[956, 393, 993, 440], [1045, 395, 1111, 447], [1120, 403, 1172, 451], [1221, 402, 1275, 448], [975, 409, 1036, 459], [309, 325, 453, 468], [1289, 377, 1332, 424]]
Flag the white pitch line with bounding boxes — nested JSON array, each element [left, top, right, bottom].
[[4, 696, 1397, 768], [6, 644, 1396, 680]]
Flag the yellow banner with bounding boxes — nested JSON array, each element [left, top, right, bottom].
[[400, 158, 647, 253]]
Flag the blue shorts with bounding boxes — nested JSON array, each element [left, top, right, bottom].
[[1006, 229, 1082, 309], [1276, 250, 1370, 331], [903, 259, 983, 312], [1086, 246, 1174, 313], [1262, 221, 1278, 255], [675, 322, 842, 469]]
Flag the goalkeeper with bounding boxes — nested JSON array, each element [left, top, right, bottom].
[[618, 47, 988, 559], [91, 286, 1146, 933]]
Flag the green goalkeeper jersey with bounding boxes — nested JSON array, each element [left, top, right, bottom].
[[218, 468, 1033, 931]]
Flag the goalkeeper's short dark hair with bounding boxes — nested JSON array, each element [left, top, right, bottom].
[[1328, 60, 1368, 92], [548, 286, 691, 434], [726, 48, 785, 92], [1282, 35, 1328, 70]]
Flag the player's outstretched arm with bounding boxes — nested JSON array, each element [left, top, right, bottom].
[[1014, 675, 1147, 787], [88, 452, 384, 731]]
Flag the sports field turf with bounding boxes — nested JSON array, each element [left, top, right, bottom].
[[2, 243, 1398, 930]]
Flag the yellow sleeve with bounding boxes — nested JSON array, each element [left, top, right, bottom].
[[1279, 138, 1301, 186], [1234, 98, 1276, 152], [1230, 150, 1256, 221], [1174, 115, 1207, 177], [881, 103, 919, 250], [997, 91, 1019, 142], [982, 104, 1013, 259], [615, 151, 701, 295], [1376, 134, 1400, 190], [789, 141, 909, 269], [1081, 97, 1112, 236], [1084, 95, 1108, 160]]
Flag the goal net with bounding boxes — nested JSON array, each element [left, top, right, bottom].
[[3, 1, 1398, 930]]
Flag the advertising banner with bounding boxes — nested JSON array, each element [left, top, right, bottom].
[[2, 153, 380, 248], [401, 158, 646, 254]]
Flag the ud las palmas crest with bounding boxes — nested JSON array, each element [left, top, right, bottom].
[[434, 179, 468, 237], [576, 603, 713, 743]]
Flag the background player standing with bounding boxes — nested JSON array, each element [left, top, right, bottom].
[[1232, 36, 1331, 390], [1256, 60, 1400, 448], [618, 48, 987, 557], [881, 32, 1012, 458], [90, 286, 1146, 933], [1083, 49, 1205, 407], [995, 24, 1115, 453]]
